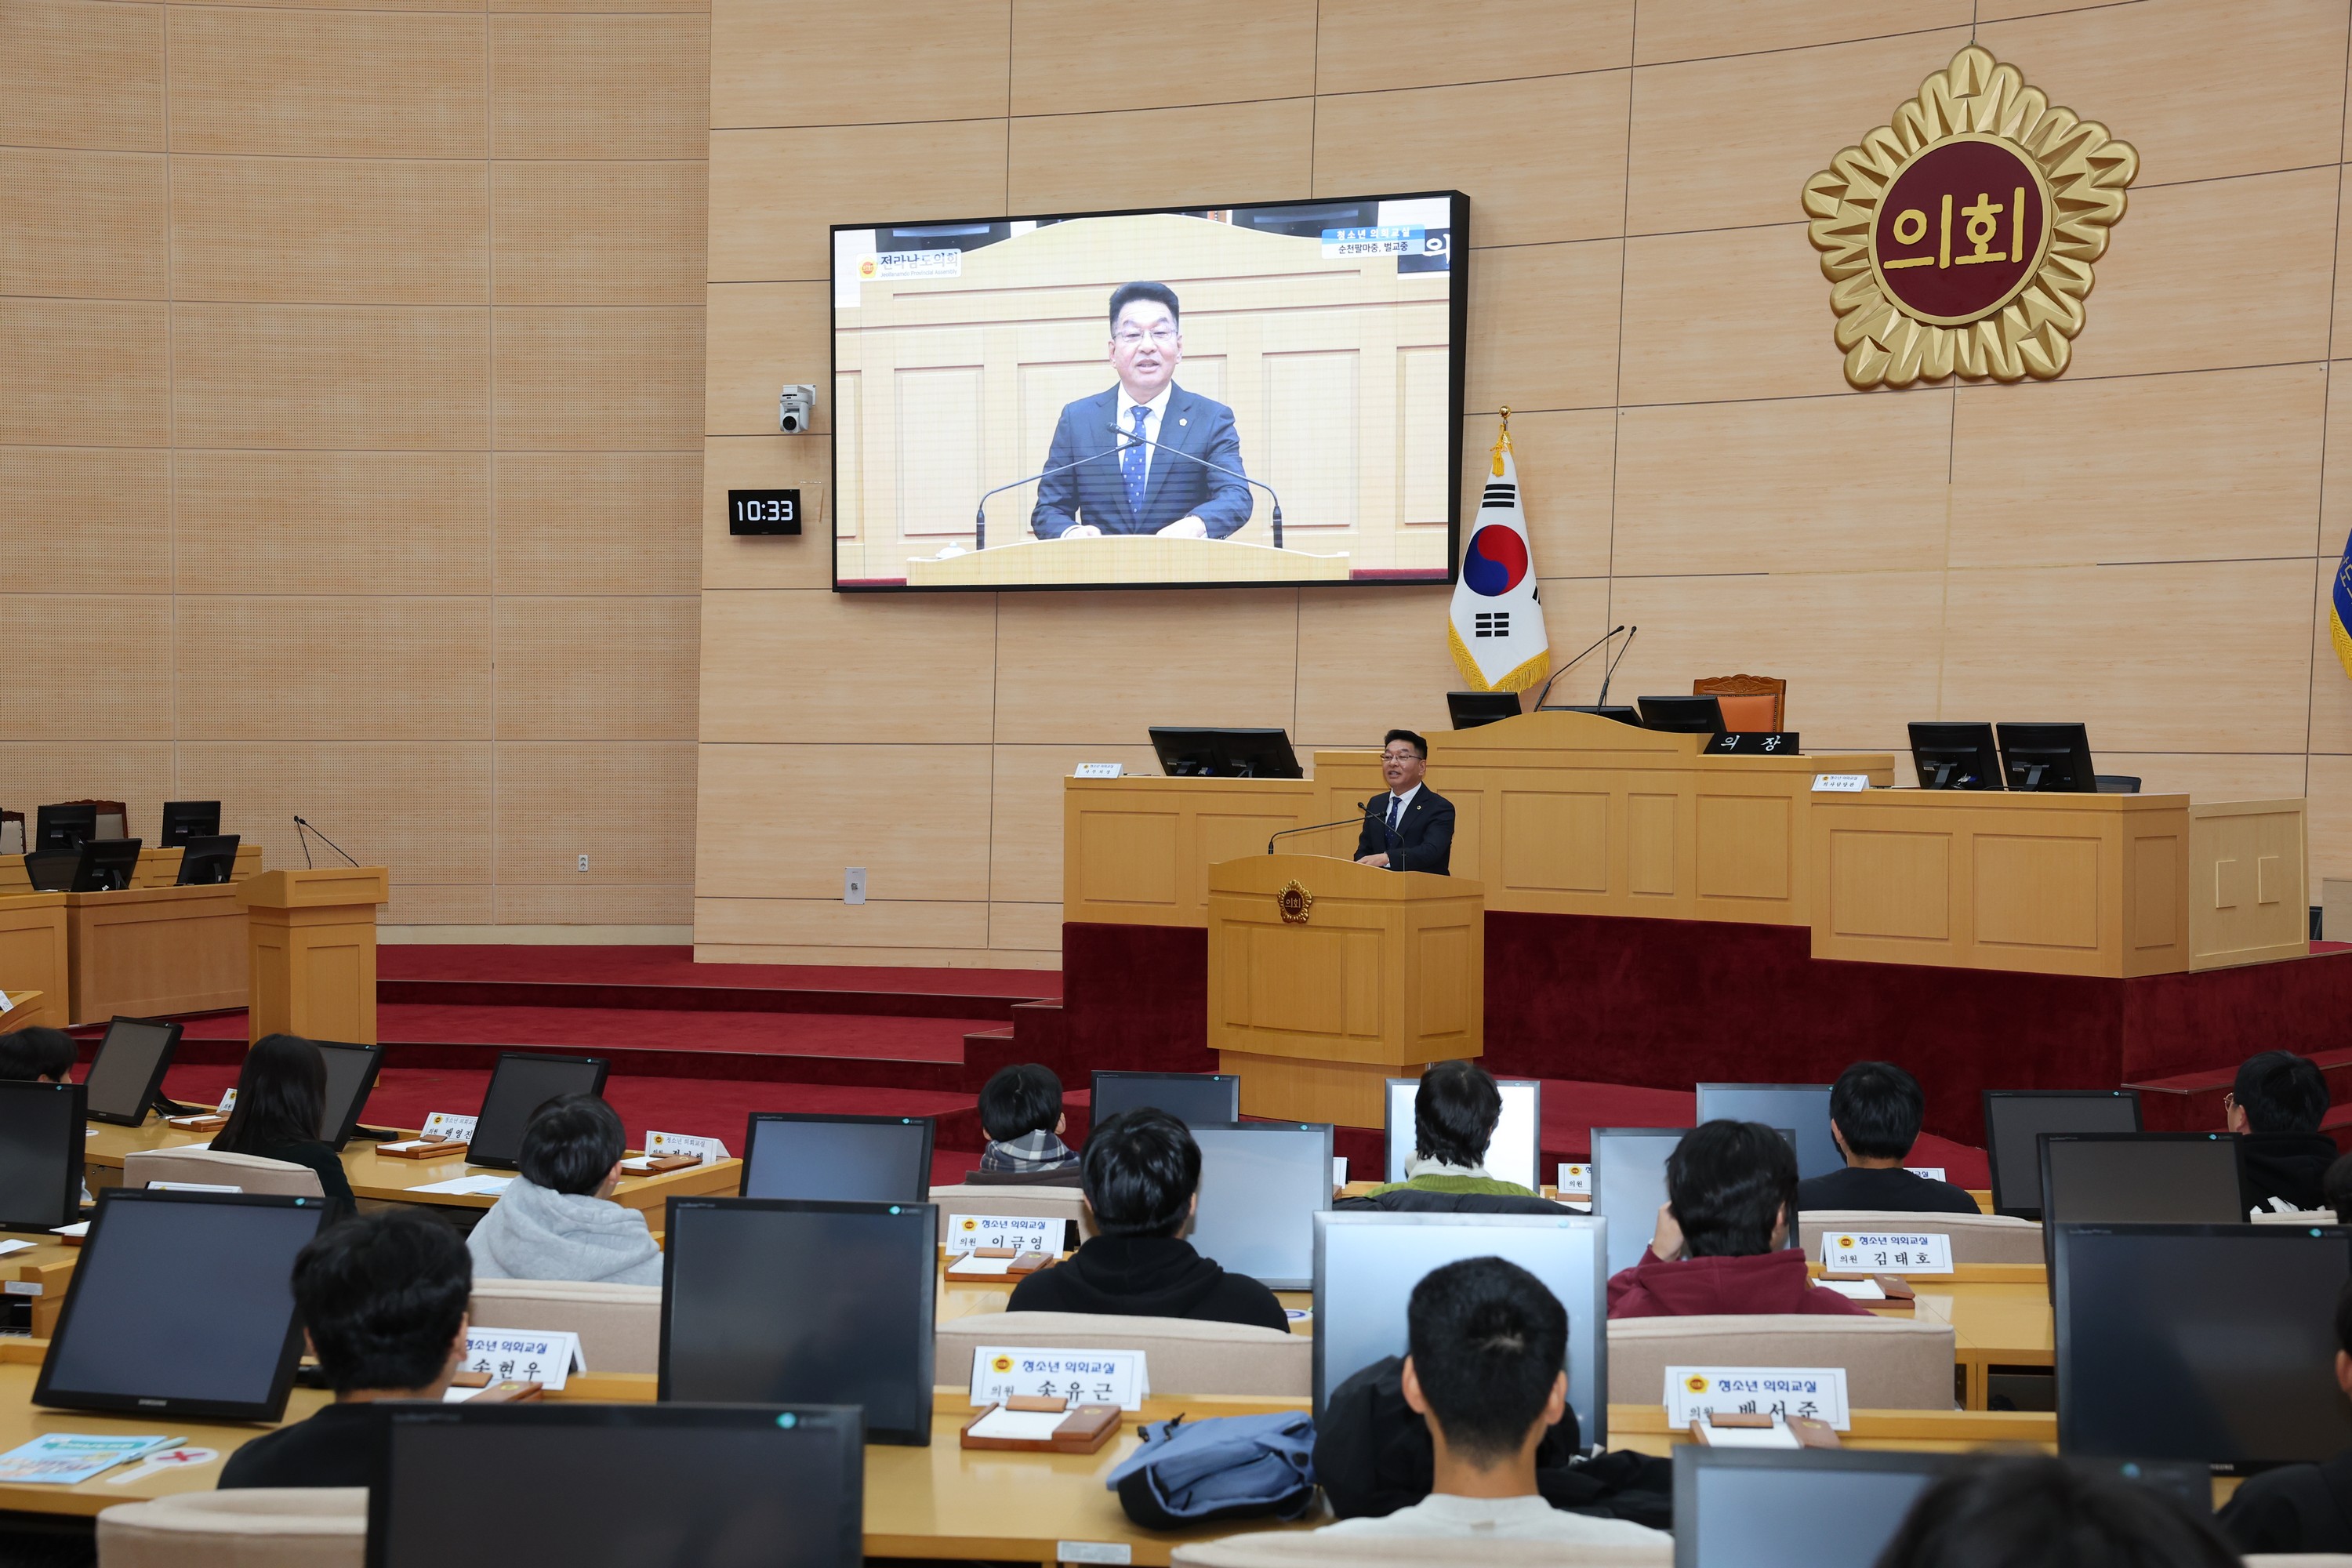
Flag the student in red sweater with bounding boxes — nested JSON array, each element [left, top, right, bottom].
[[1606, 1120, 1871, 1319]]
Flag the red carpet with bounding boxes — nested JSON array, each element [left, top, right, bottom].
[[378, 945, 1059, 997]]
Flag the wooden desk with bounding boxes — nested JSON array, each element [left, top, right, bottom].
[[902, 534, 1350, 589], [0, 1232, 82, 1341], [2189, 798, 2309, 970], [65, 885, 248, 1024], [1065, 777, 1319, 928], [129, 845, 262, 891], [0, 897, 69, 1030], [935, 1254, 1312, 1330]]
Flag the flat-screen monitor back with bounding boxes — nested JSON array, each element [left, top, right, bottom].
[[1383, 1076, 1541, 1191], [23, 851, 75, 893], [659, 1198, 935, 1445], [1446, 692, 1522, 730], [1145, 728, 1303, 780], [1983, 1090, 2142, 1217], [1592, 1127, 1689, 1278], [0, 1080, 85, 1231], [82, 1017, 181, 1126], [2040, 1134, 2246, 1232], [34, 1190, 328, 1420], [1693, 1084, 1839, 1182], [739, 1113, 934, 1203], [1637, 695, 1724, 735], [313, 1040, 384, 1149], [2056, 1222, 2352, 1471], [1090, 1071, 1240, 1129], [176, 833, 240, 886], [1189, 1122, 1330, 1290], [1313, 1210, 1608, 1447], [1674, 1447, 1952, 1568], [467, 1054, 610, 1169], [158, 800, 221, 845], [71, 838, 140, 892], [374, 1403, 865, 1568], [1907, 720, 2002, 790], [1997, 721, 2096, 793], [33, 804, 95, 853]]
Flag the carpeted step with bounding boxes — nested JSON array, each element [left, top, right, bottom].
[[379, 978, 1039, 1023], [2127, 1047, 2352, 1132]]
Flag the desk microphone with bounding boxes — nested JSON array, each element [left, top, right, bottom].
[[1107, 425, 1285, 549], [292, 815, 362, 871], [1531, 625, 1625, 711], [973, 446, 1127, 550], [1595, 624, 1639, 707], [1268, 800, 1381, 856]]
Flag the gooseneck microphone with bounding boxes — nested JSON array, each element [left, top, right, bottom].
[[1531, 625, 1626, 711], [1107, 425, 1285, 550], [974, 446, 1128, 550], [292, 815, 362, 871], [1268, 799, 1383, 856], [1595, 624, 1639, 708]]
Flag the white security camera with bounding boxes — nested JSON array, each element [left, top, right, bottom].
[[778, 384, 815, 434]]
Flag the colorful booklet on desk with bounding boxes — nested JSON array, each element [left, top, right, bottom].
[[0, 1434, 178, 1485]]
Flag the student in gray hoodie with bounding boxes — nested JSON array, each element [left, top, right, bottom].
[[468, 1094, 663, 1287]]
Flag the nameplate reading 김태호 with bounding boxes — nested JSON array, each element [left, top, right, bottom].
[[1822, 1231, 1955, 1276], [944, 1214, 1062, 1258], [1666, 1366, 1850, 1432], [461, 1329, 583, 1392], [1812, 773, 1870, 792], [970, 1348, 1147, 1412], [1705, 732, 1799, 756], [728, 488, 801, 536]]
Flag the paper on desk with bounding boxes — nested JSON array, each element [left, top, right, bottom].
[[0, 1433, 178, 1485], [378, 1139, 456, 1155], [947, 1254, 1018, 1277], [51, 1221, 88, 1238], [0, 1240, 34, 1258], [411, 1175, 514, 1197], [1813, 1277, 1887, 1301], [1695, 1417, 1801, 1450], [967, 1407, 1071, 1443]]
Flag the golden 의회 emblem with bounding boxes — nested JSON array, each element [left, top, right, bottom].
[[1803, 45, 2136, 387], [1276, 880, 1314, 924]]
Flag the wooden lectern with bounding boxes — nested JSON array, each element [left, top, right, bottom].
[[1206, 855, 1483, 1127], [237, 868, 390, 1046]]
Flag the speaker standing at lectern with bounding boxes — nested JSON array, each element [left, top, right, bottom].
[[1357, 729, 1454, 874], [1029, 281, 1253, 541]]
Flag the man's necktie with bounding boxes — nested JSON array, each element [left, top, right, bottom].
[[1387, 796, 1403, 844], [1122, 405, 1149, 516]]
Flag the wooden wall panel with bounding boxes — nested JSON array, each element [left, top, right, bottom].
[[989, 743, 1162, 905], [0, 448, 172, 594], [502, 452, 702, 594], [703, 282, 827, 436], [697, 590, 996, 745], [493, 307, 703, 450], [700, 437, 833, 590], [167, 9, 487, 158], [707, 123, 1007, 284], [993, 590, 1299, 745], [492, 162, 708, 305], [1008, 0, 1314, 115], [0, 300, 169, 445], [174, 452, 492, 595], [174, 304, 490, 449], [709, 0, 1008, 129], [492, 742, 698, 886], [1618, 223, 1860, 406], [175, 742, 493, 887], [1463, 241, 1623, 414], [0, 0, 165, 151], [1008, 100, 1313, 216], [495, 597, 699, 740], [171, 157, 488, 304], [0, 597, 173, 740], [490, 15, 710, 159], [1634, 0, 1966, 62], [0, 149, 166, 299], [0, 746, 174, 829], [695, 742, 992, 900], [1316, 0, 1631, 92], [175, 597, 493, 741]]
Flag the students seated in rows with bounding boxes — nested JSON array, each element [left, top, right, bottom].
[[211, 1033, 357, 1218], [1359, 1060, 1541, 1201], [220, 1209, 470, 1489], [1885, 1454, 2238, 1568], [1607, 1120, 1869, 1318], [468, 1094, 662, 1287], [2230, 1049, 2336, 1213], [0, 1026, 74, 1084], [1795, 1060, 1978, 1215], [1317, 1258, 1665, 1547], [2217, 1277, 2352, 1551], [1007, 1107, 1287, 1331], [977, 1062, 1079, 1178]]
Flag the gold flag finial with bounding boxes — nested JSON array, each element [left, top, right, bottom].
[[1493, 407, 1512, 475]]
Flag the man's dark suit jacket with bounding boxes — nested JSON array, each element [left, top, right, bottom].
[[1356, 787, 1454, 876], [1029, 385, 1252, 539]]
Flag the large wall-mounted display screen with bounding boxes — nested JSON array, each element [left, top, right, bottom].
[[830, 191, 1466, 592]]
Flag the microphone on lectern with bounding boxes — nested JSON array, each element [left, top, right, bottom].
[[1107, 425, 1286, 550]]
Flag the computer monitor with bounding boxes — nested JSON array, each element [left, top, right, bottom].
[[660, 1197, 935, 1446], [70, 837, 140, 892], [1693, 1084, 1840, 1182], [22, 851, 75, 893], [1314, 1211, 1610, 1446], [313, 1040, 384, 1150], [1908, 721, 2003, 790], [1669, 1447, 2211, 1568], [176, 833, 240, 886], [33, 804, 96, 853], [2056, 1222, 2352, 1472], [34, 1189, 329, 1421], [1383, 1075, 1541, 1192], [1982, 1089, 2142, 1218], [1189, 1121, 1332, 1290], [739, 1112, 934, 1203], [1090, 1070, 1241, 1129], [1997, 721, 2097, 793], [1145, 727, 1304, 779], [158, 800, 221, 846], [1592, 1127, 1689, 1278], [2038, 1132, 2247, 1279], [466, 1053, 610, 1170], [0, 1080, 86, 1231], [82, 1016, 182, 1127], [1637, 695, 1725, 735], [1445, 692, 1522, 730], [373, 1403, 865, 1568]]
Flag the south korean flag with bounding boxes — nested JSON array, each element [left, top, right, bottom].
[[1446, 424, 1549, 691]]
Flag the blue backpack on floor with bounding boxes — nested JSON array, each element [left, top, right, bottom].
[[1107, 1411, 1319, 1529]]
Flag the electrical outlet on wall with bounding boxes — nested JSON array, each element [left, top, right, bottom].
[[578, 855, 590, 873], [845, 867, 867, 905]]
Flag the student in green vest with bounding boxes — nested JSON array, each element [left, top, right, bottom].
[[1363, 1061, 1540, 1200]]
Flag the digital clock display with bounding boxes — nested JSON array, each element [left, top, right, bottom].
[[728, 488, 801, 535]]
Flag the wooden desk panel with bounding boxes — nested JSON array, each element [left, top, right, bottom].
[[1065, 777, 1317, 927], [2189, 798, 2308, 970], [64, 884, 248, 1024], [1, 845, 258, 895], [0, 896, 70, 1029]]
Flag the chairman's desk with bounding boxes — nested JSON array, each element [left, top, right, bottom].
[[0, 846, 265, 1026], [1067, 712, 2308, 978]]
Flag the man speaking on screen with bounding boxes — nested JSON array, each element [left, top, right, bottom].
[[1030, 282, 1254, 541]]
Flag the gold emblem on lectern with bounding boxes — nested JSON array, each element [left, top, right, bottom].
[[1803, 45, 2136, 387], [1276, 880, 1314, 924]]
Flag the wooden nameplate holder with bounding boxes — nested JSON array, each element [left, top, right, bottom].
[[380, 1137, 470, 1160], [1871, 1275, 1917, 1312], [959, 1397, 1122, 1454], [945, 1247, 1053, 1280], [165, 1113, 229, 1131], [1690, 1410, 1842, 1448], [620, 1153, 701, 1175], [451, 1371, 543, 1403]]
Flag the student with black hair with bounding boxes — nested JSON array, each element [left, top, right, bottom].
[[1005, 1108, 1287, 1331], [0, 1027, 74, 1084], [211, 1033, 356, 1218], [1795, 1061, 1980, 1215], [2325, 1151, 2352, 1220], [1361, 1060, 1538, 1200], [1316, 1257, 1665, 1544], [467, 1094, 662, 1286], [2217, 1277, 2352, 1551], [2229, 1050, 2337, 1213], [1607, 1120, 1870, 1318], [1882, 1453, 2239, 1568], [220, 1209, 471, 1489], [977, 1062, 1078, 1175]]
